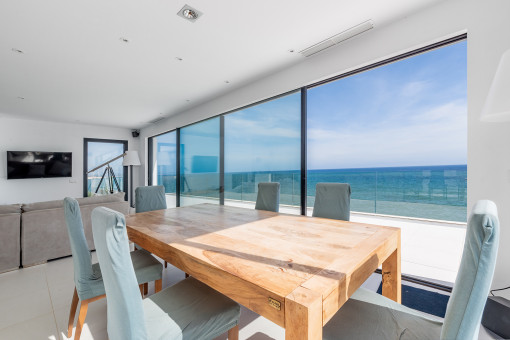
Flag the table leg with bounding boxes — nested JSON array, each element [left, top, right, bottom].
[[382, 240, 401, 303], [285, 287, 322, 340]]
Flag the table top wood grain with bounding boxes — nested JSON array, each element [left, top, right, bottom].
[[126, 204, 401, 339]]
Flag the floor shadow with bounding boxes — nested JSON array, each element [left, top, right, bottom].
[[246, 332, 277, 340]]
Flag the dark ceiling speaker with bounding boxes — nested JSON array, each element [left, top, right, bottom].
[[132, 130, 140, 138]]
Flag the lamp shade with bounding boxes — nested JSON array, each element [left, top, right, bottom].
[[122, 151, 141, 166], [481, 49, 510, 122]]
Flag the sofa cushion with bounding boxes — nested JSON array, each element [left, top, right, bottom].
[[76, 192, 125, 206], [0, 204, 21, 214], [22, 200, 63, 212], [22, 192, 126, 212], [0, 213, 21, 273]]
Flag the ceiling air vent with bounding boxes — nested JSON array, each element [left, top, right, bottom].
[[149, 117, 166, 124], [300, 20, 374, 58]]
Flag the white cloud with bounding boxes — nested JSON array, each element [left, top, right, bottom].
[[308, 100, 467, 169]]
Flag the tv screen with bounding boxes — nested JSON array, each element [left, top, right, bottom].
[[7, 151, 72, 179]]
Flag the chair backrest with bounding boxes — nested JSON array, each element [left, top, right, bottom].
[[64, 197, 95, 299], [135, 185, 167, 213], [255, 182, 280, 212], [312, 183, 351, 221], [92, 207, 147, 339], [441, 200, 500, 340]]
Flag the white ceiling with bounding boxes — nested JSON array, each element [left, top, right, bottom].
[[0, 0, 441, 129]]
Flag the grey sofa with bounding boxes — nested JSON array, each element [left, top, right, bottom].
[[0, 192, 130, 272], [0, 204, 21, 273], [21, 192, 129, 267]]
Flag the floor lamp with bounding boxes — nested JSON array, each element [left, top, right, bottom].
[[479, 49, 510, 339], [122, 151, 141, 208]]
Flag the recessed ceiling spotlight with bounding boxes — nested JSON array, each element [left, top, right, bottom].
[[186, 99, 190, 102], [175, 57, 183, 61], [225, 80, 230, 84], [119, 37, 129, 43], [17, 96, 25, 100], [177, 5, 203, 22], [288, 49, 295, 53], [11, 48, 24, 54]]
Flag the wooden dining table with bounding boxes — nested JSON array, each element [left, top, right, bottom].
[[125, 203, 401, 340]]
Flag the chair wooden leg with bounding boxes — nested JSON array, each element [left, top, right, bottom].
[[155, 279, 162, 293], [75, 300, 89, 340], [144, 282, 148, 295], [227, 325, 239, 340], [67, 287, 79, 338], [139, 284, 144, 297]]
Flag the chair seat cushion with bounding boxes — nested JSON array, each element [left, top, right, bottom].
[[130, 249, 163, 284], [323, 288, 443, 340], [79, 262, 105, 301], [79, 250, 162, 301], [144, 277, 240, 340]]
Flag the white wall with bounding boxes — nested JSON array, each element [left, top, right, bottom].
[[140, 0, 510, 297], [0, 117, 139, 204]]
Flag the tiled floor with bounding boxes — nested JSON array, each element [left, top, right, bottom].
[[0, 252, 499, 340], [0, 252, 286, 340]]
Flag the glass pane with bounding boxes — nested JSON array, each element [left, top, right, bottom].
[[307, 40, 467, 222], [224, 92, 301, 214], [86, 142, 125, 196], [180, 118, 220, 206], [150, 131, 177, 208]]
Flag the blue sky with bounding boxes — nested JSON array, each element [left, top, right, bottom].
[[307, 40, 467, 170], [156, 40, 467, 173]]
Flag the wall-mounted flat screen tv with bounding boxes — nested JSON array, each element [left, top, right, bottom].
[[7, 151, 72, 179]]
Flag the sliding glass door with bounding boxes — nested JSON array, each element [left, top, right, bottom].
[[307, 39, 467, 221], [148, 131, 177, 208], [179, 118, 220, 206], [224, 92, 301, 212]]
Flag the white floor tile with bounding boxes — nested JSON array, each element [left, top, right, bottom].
[[0, 286, 53, 330], [0, 312, 59, 340], [0, 264, 47, 301], [54, 298, 108, 340]]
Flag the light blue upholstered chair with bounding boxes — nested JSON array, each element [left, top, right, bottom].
[[64, 197, 163, 340], [323, 200, 500, 340], [135, 185, 169, 273], [312, 183, 351, 221], [92, 206, 241, 340], [135, 185, 167, 213], [255, 182, 280, 212]]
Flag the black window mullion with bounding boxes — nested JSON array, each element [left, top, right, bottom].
[[300, 87, 307, 216], [147, 137, 153, 186], [219, 116, 225, 205], [176, 128, 181, 207]]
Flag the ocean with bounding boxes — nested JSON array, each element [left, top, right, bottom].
[[155, 164, 467, 222]]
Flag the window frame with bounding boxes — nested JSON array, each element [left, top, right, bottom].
[[147, 34, 467, 215], [83, 138, 128, 198]]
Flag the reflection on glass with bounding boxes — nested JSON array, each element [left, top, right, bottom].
[[151, 131, 177, 208], [180, 118, 220, 206], [224, 92, 301, 212], [86, 142, 125, 196], [307, 40, 467, 221]]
